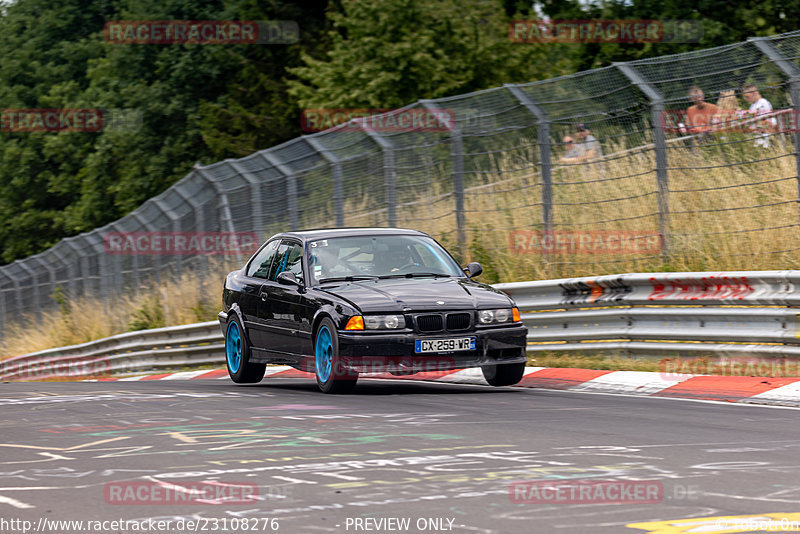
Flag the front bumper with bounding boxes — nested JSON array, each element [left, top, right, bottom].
[[337, 324, 528, 373]]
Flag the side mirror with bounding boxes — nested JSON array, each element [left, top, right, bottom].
[[464, 262, 483, 278], [277, 271, 303, 288]]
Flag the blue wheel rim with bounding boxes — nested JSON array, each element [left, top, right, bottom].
[[315, 326, 333, 383], [226, 321, 242, 373]]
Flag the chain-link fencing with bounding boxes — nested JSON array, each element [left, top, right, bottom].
[[4, 30, 800, 339]]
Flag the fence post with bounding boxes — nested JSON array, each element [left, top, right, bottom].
[[194, 167, 243, 269], [83, 231, 110, 315], [420, 99, 466, 257], [614, 62, 670, 258], [359, 124, 397, 227], [73, 237, 93, 299], [260, 152, 300, 230], [305, 136, 345, 227], [227, 161, 267, 237], [46, 248, 70, 303], [145, 201, 179, 282], [505, 84, 553, 235], [60, 239, 83, 300], [17, 261, 42, 322], [750, 37, 800, 227], [172, 180, 208, 278], [0, 269, 7, 342]]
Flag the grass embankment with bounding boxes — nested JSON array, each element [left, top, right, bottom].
[[3, 134, 800, 377]]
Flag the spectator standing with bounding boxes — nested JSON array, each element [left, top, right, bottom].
[[743, 84, 776, 148]]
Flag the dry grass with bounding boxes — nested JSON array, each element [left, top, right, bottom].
[[4, 132, 799, 362], [1, 268, 227, 359], [342, 133, 800, 282]]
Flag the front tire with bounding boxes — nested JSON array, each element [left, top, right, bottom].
[[226, 315, 266, 384], [482, 362, 526, 387], [314, 317, 358, 393]]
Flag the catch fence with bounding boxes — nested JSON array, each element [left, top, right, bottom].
[[5, 31, 800, 338]]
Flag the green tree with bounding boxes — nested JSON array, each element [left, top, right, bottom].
[[287, 0, 571, 109]]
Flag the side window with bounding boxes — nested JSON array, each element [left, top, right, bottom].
[[269, 241, 304, 281], [246, 240, 279, 279]]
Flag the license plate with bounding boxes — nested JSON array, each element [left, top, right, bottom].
[[415, 337, 476, 353]]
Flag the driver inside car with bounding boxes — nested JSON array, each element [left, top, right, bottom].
[[380, 245, 417, 273]]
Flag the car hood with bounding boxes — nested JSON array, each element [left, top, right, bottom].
[[317, 277, 513, 313]]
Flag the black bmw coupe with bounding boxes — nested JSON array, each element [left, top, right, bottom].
[[219, 228, 528, 393]]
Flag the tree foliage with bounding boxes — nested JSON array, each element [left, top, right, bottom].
[[0, 0, 796, 264]]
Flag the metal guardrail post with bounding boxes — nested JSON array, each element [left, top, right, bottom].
[[614, 62, 670, 259], [505, 84, 553, 235], [750, 37, 800, 228], [305, 136, 345, 227], [260, 152, 300, 230], [359, 123, 397, 227]]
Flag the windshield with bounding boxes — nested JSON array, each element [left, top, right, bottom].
[[308, 235, 464, 283]]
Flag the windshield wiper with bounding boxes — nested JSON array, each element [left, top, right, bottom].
[[318, 275, 379, 284], [378, 272, 452, 279]]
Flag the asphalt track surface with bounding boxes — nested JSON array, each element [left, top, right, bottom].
[[1, 377, 800, 534]]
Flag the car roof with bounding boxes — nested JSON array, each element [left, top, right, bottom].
[[269, 227, 431, 244]]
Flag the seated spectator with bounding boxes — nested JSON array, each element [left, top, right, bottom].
[[686, 86, 719, 138], [714, 89, 742, 136], [743, 83, 776, 148], [559, 136, 581, 163], [575, 123, 602, 160]]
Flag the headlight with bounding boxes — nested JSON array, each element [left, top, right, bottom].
[[479, 308, 514, 324], [363, 315, 405, 330]]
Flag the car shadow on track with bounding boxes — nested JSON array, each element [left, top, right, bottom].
[[208, 378, 522, 395]]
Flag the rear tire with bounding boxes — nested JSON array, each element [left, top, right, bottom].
[[314, 317, 358, 393], [482, 362, 525, 387], [226, 314, 266, 384]]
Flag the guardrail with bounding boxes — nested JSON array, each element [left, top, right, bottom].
[[495, 270, 800, 358], [0, 321, 223, 381], [4, 270, 800, 380]]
